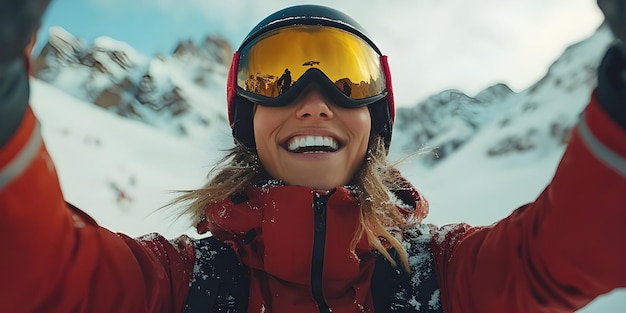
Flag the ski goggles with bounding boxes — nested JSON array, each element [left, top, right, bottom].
[[228, 25, 391, 108]]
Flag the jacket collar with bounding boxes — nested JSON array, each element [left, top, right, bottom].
[[195, 179, 427, 312], [196, 176, 428, 236]]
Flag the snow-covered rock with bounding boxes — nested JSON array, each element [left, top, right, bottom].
[[33, 26, 232, 137]]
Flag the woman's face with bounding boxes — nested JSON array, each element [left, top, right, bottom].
[[253, 89, 371, 190]]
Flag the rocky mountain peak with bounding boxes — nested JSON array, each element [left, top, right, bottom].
[[32, 26, 231, 136], [173, 35, 232, 66], [391, 24, 614, 166]]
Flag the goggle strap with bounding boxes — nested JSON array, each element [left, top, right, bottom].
[[380, 55, 395, 123], [227, 50, 241, 127], [231, 94, 256, 148]]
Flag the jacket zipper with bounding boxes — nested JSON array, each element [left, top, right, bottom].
[[311, 191, 331, 313]]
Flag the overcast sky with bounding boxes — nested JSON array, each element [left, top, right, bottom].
[[38, 0, 606, 106]]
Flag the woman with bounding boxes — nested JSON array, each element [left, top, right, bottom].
[[1, 2, 625, 313]]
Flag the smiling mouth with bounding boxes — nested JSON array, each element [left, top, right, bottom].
[[285, 135, 341, 153]]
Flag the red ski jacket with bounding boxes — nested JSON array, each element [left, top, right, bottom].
[[2, 61, 626, 312]]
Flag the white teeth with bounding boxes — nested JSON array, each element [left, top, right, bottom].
[[314, 137, 323, 146], [288, 136, 339, 152]]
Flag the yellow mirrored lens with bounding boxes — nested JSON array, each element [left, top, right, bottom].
[[237, 25, 385, 99]]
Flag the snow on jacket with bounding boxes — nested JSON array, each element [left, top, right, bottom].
[[2, 46, 626, 312], [187, 181, 440, 313]]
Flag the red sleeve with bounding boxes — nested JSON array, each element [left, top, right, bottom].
[[433, 93, 626, 313], [0, 108, 196, 312]]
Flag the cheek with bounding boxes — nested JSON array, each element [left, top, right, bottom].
[[253, 107, 277, 144], [253, 107, 282, 168], [347, 107, 372, 141]]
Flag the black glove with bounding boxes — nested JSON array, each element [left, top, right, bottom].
[[596, 0, 626, 130], [0, 60, 29, 147], [0, 0, 51, 63], [0, 0, 50, 148], [598, 0, 626, 44]]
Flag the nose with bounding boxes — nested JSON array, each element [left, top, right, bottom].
[[295, 91, 334, 120]]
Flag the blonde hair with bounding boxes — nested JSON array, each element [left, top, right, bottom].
[[172, 137, 413, 272]]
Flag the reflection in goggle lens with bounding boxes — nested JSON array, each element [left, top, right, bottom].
[[236, 25, 387, 104]]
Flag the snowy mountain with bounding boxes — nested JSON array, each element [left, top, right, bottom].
[[391, 24, 614, 166], [33, 24, 615, 169], [479, 24, 613, 158], [27, 24, 624, 312], [392, 83, 515, 165], [33, 26, 232, 137]]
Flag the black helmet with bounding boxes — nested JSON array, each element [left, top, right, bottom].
[[226, 5, 395, 150]]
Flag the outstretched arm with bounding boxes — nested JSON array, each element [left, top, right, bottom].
[[0, 2, 195, 312], [435, 2, 626, 312]]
